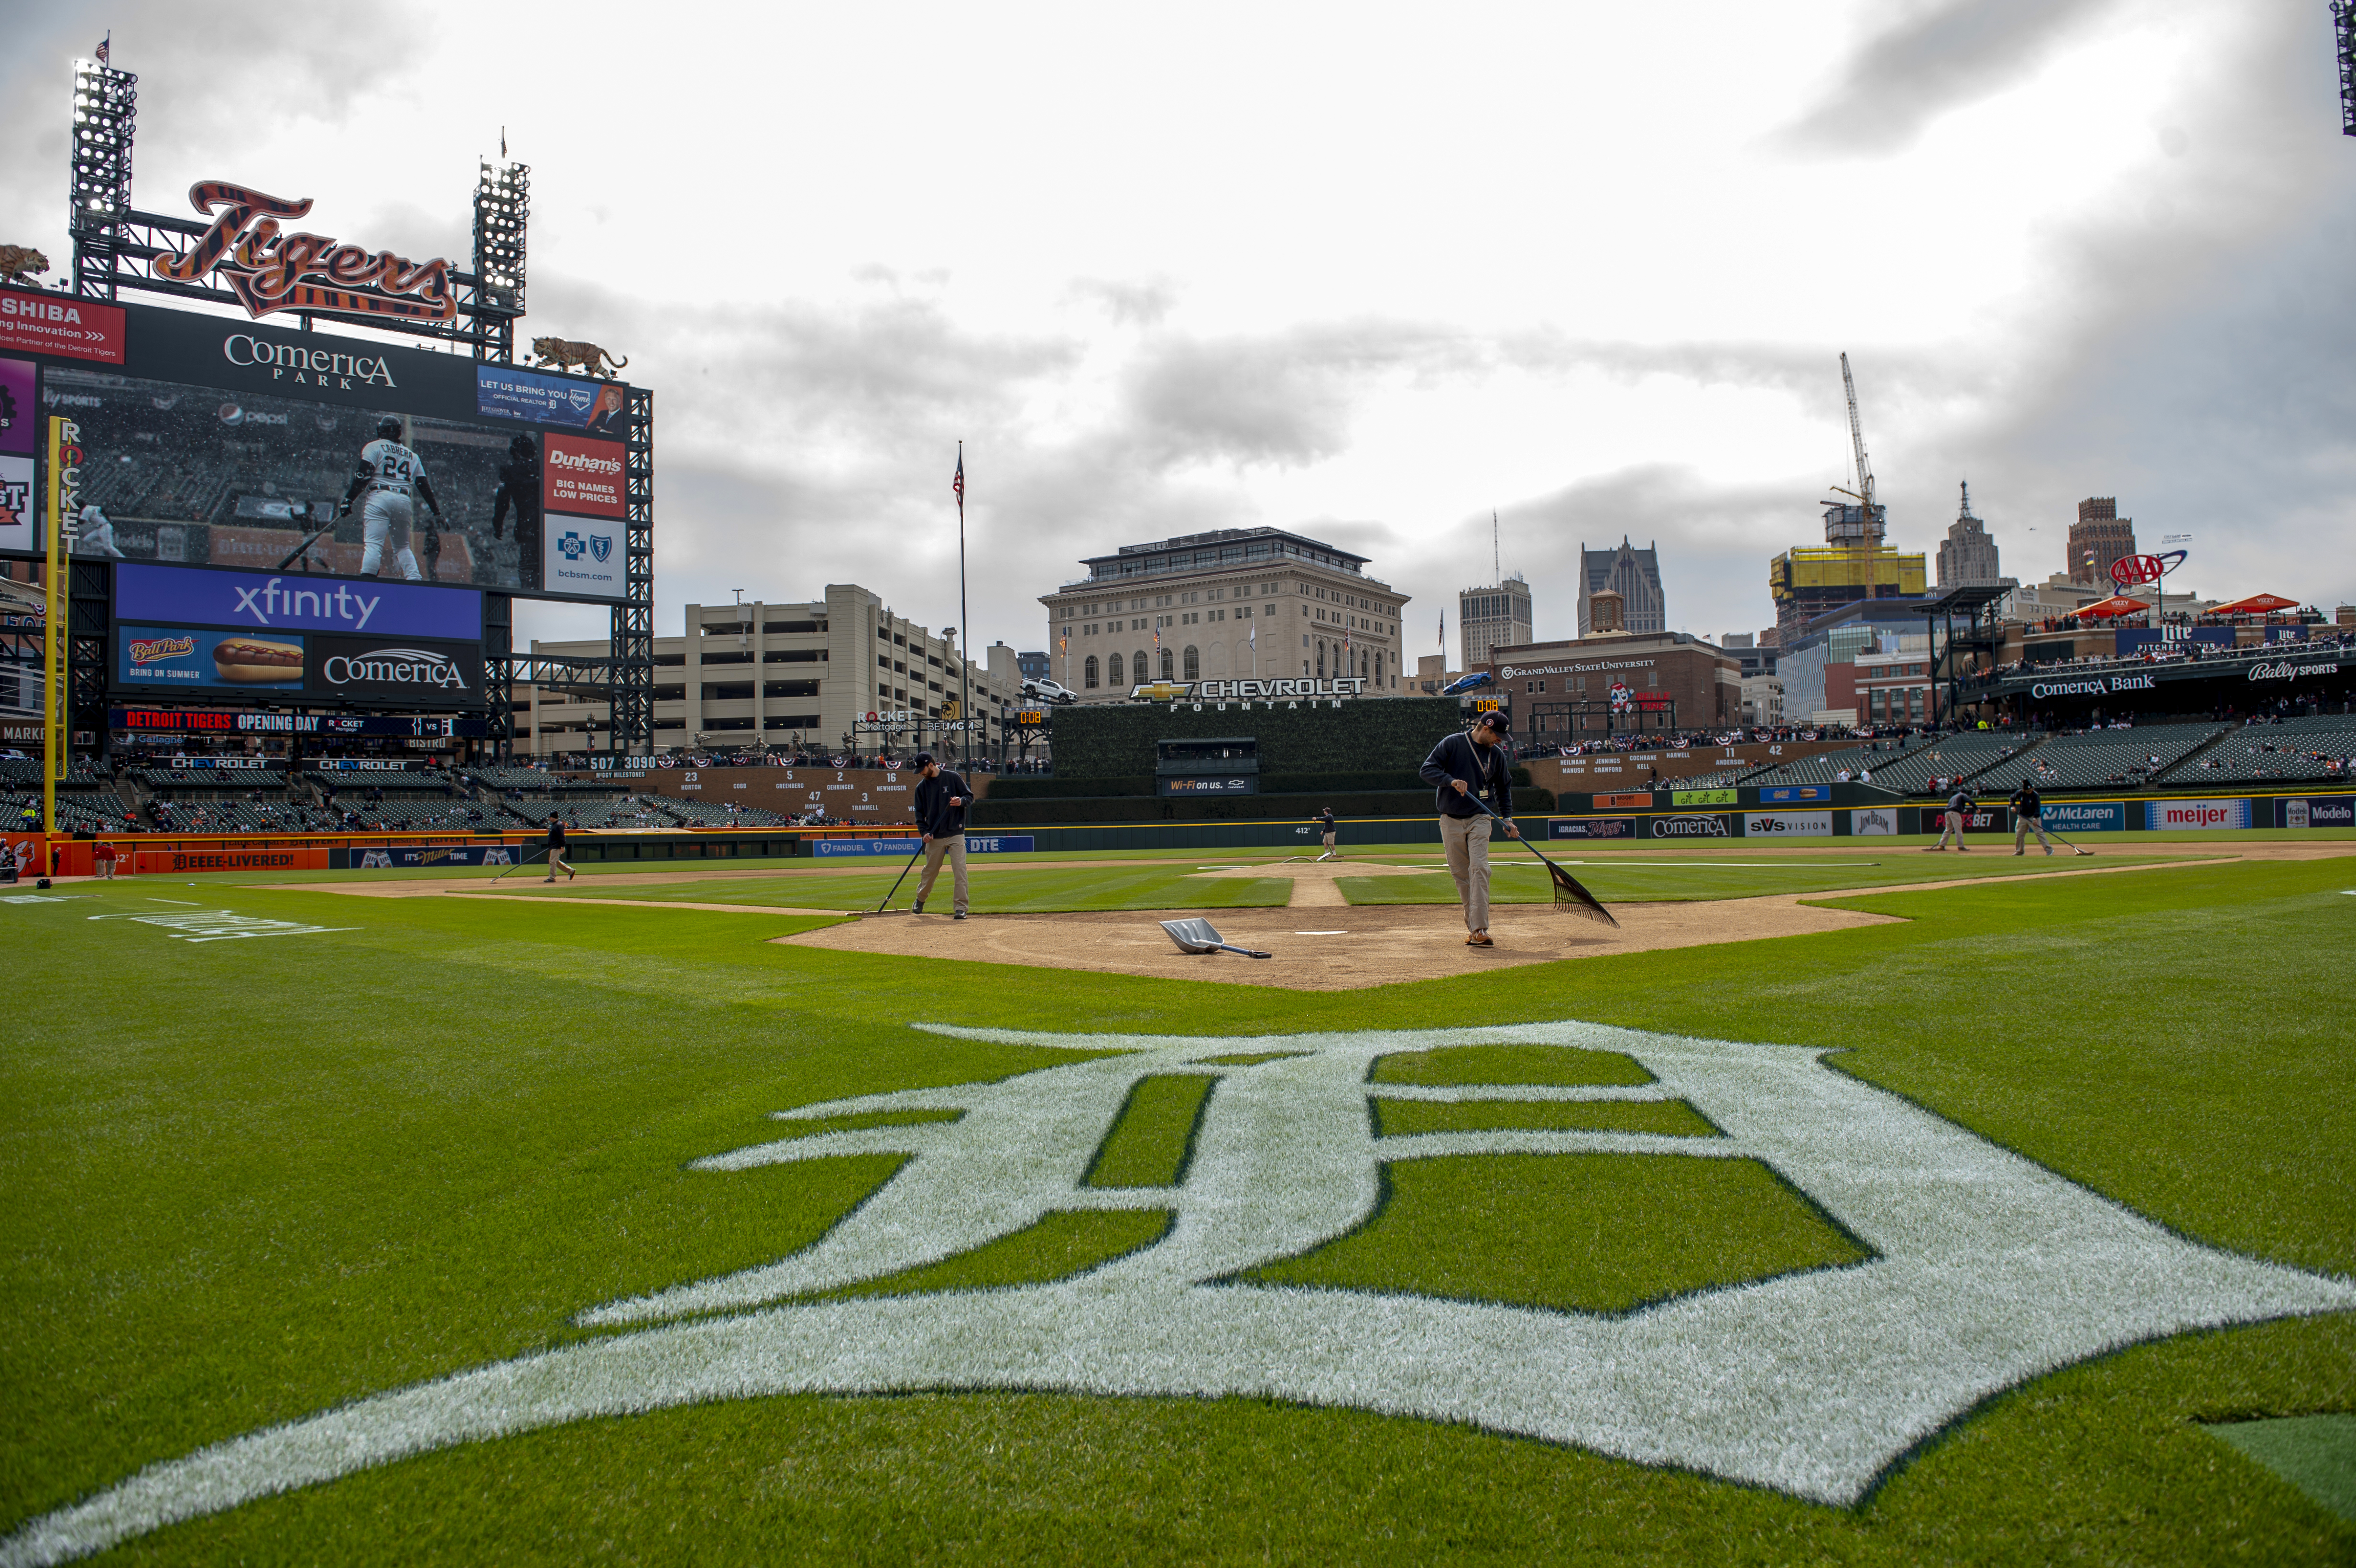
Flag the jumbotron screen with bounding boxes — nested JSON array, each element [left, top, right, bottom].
[[0, 288, 636, 604]]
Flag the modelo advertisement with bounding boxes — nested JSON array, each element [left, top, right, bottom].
[[2276, 796, 2355, 829], [9, 293, 633, 603]]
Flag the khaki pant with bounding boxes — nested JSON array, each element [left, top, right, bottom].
[[97, 859, 115, 879], [1440, 812, 1492, 933], [1935, 810, 1967, 849], [918, 834, 969, 914], [2014, 814, 2055, 853]]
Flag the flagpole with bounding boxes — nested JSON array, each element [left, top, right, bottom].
[[956, 440, 970, 768]]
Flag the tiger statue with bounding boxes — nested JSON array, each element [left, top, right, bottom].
[[529, 337, 629, 379], [0, 246, 51, 287]]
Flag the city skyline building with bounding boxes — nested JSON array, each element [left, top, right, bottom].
[[2068, 498, 2138, 588], [1936, 481, 2004, 587], [1458, 574, 1533, 670], [1036, 527, 1408, 703], [1577, 538, 1667, 636]]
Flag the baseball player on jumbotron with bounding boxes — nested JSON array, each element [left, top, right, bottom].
[[338, 415, 444, 581]]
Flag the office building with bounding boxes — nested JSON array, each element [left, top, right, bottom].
[[1459, 575, 1533, 668], [1037, 527, 1409, 702], [1936, 482, 2003, 586], [2068, 498, 2137, 588], [1577, 538, 1666, 635]]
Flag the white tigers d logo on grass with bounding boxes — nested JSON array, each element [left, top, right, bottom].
[[9, 1021, 2353, 1566]]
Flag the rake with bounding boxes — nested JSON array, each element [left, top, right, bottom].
[[1464, 796, 1618, 927], [1158, 916, 1272, 959], [867, 840, 926, 915]]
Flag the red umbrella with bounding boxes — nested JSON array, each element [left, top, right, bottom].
[[2208, 592, 2299, 615], [2067, 595, 2149, 620]]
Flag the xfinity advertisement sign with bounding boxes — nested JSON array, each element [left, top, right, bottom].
[[115, 562, 482, 640]]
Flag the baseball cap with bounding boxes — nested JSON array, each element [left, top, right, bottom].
[[912, 751, 936, 769], [1473, 709, 1509, 732]]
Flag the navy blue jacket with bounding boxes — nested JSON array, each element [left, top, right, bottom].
[[915, 770, 969, 837], [1419, 732, 1512, 822]]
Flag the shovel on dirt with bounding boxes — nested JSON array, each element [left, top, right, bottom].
[[1158, 917, 1272, 960]]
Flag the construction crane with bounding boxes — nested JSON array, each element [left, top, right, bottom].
[[1820, 351, 1886, 605]]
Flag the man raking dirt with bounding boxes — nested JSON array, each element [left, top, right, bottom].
[[1419, 709, 1519, 947]]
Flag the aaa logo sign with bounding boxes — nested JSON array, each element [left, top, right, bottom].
[[11, 1021, 2352, 1565]]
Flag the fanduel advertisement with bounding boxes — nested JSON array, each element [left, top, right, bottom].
[[116, 562, 481, 640]]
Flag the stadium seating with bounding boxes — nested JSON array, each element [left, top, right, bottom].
[[2013, 723, 2226, 790], [1850, 735, 2047, 796], [1734, 738, 1935, 789], [0, 758, 113, 789], [660, 797, 797, 828], [469, 765, 559, 792], [2158, 716, 2356, 784]]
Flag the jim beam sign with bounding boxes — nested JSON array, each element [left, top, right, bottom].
[[153, 181, 456, 325]]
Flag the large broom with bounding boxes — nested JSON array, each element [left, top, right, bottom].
[[1465, 795, 1618, 927]]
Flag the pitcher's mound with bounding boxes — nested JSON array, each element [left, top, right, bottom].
[[777, 897, 1897, 991]]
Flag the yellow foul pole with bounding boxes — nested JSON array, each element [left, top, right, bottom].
[[44, 416, 80, 839]]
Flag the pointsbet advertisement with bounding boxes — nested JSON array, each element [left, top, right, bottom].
[[2, 288, 634, 603]]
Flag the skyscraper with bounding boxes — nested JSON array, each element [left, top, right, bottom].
[[1936, 482, 2003, 586], [2067, 499, 2137, 588], [1458, 575, 1533, 667], [1577, 538, 1666, 636]]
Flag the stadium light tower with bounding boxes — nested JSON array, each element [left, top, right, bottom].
[[2336, 1, 2356, 137], [471, 158, 529, 360], [68, 55, 139, 299]]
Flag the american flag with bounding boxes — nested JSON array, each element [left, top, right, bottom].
[[97, 32, 109, 63], [952, 451, 964, 508]]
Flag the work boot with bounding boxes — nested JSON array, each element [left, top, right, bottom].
[[911, 900, 924, 914], [543, 875, 556, 882]]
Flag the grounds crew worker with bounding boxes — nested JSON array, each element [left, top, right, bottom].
[[1928, 784, 1974, 852], [2009, 777, 2057, 856], [542, 815, 576, 882], [1419, 708, 1518, 947], [911, 751, 971, 919], [1315, 806, 1337, 860]]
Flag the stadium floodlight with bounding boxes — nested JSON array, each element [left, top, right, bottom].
[[2337, 1, 2356, 137], [68, 56, 138, 294], [472, 160, 530, 311]]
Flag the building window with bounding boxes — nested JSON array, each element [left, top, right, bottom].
[[1159, 647, 1175, 681], [1108, 653, 1123, 686], [1134, 650, 1147, 684], [1084, 656, 1099, 689], [1183, 645, 1200, 681]]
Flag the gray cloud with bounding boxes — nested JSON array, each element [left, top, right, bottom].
[[1775, 0, 2123, 157]]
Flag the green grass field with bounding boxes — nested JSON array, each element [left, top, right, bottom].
[[4, 851, 2352, 1563]]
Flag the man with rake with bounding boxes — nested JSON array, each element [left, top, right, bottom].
[[1420, 709, 1519, 947]]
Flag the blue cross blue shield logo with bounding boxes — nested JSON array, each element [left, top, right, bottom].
[[589, 534, 612, 564], [558, 531, 585, 561]]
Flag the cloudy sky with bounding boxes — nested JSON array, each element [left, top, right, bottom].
[[4, 1, 2350, 658]]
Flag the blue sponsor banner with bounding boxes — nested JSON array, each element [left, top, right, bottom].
[[2115, 628, 2232, 657], [119, 624, 305, 692], [812, 834, 1036, 856], [2275, 796, 2356, 828], [2038, 799, 2127, 833], [962, 835, 1037, 853], [1757, 784, 1832, 804], [473, 363, 627, 430], [115, 562, 482, 640]]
